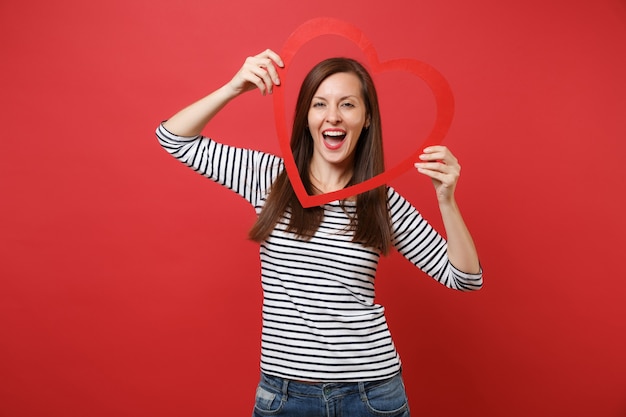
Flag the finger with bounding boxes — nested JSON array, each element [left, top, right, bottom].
[[420, 146, 456, 164], [423, 145, 447, 153], [414, 161, 450, 173], [418, 152, 445, 164], [258, 48, 284, 68], [241, 60, 276, 95], [414, 161, 438, 170], [258, 60, 281, 88], [255, 49, 284, 86], [415, 165, 447, 182], [238, 68, 270, 95], [251, 65, 276, 94], [249, 61, 282, 94], [423, 145, 455, 156], [415, 163, 459, 182]]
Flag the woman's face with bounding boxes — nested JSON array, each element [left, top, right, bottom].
[[307, 72, 369, 171]]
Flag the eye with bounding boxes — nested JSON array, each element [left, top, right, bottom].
[[312, 101, 326, 108], [341, 101, 356, 108]]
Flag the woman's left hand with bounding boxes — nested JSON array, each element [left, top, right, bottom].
[[414, 146, 461, 204]]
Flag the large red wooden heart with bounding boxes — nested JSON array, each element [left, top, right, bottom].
[[273, 17, 454, 208]]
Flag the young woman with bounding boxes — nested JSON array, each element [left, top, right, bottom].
[[157, 49, 482, 417]]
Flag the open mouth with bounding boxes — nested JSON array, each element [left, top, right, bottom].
[[322, 130, 347, 150]]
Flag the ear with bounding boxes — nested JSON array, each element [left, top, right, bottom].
[[365, 115, 370, 129]]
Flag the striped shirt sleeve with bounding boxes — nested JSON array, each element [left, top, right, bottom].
[[388, 188, 483, 291], [156, 123, 282, 207]]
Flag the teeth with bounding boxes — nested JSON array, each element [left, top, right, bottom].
[[324, 131, 345, 137]]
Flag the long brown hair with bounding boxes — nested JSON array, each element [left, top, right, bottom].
[[249, 57, 392, 254]]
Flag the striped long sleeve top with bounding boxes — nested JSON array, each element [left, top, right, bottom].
[[156, 123, 483, 382]]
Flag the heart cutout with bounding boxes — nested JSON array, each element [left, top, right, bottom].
[[273, 17, 454, 208]]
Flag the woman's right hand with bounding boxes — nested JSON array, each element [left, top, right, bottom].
[[226, 49, 284, 97], [162, 49, 284, 137]]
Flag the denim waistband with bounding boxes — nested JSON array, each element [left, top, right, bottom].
[[259, 371, 401, 399]]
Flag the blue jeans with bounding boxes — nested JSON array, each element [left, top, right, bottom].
[[252, 372, 410, 417]]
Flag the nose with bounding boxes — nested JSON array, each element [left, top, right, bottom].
[[326, 106, 341, 124]]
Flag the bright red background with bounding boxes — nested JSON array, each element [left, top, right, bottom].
[[1, 1, 625, 416]]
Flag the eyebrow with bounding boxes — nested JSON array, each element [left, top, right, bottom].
[[312, 95, 360, 101]]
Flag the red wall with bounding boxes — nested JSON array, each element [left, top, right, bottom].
[[1, 1, 625, 416]]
